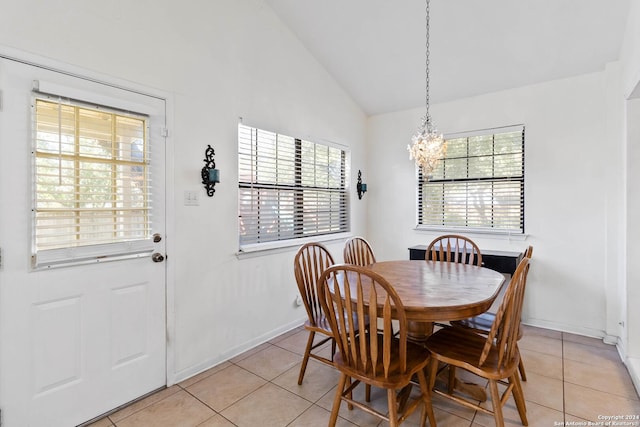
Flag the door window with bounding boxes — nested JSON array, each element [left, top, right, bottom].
[[33, 96, 152, 268]]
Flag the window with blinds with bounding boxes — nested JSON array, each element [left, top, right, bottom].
[[418, 125, 524, 234], [33, 96, 151, 264], [238, 124, 349, 248]]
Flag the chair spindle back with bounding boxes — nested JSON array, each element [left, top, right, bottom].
[[426, 234, 482, 267], [294, 243, 335, 327], [318, 264, 408, 379], [343, 237, 376, 266]]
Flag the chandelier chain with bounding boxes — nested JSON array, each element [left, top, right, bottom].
[[425, 0, 431, 124]]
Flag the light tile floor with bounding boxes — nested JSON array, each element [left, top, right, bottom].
[[87, 325, 640, 427]]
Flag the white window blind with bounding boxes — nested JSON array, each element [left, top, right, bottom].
[[418, 125, 525, 233], [238, 124, 349, 248], [33, 96, 152, 265]]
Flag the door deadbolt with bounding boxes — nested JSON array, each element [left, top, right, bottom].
[[153, 233, 162, 243], [152, 253, 165, 263]]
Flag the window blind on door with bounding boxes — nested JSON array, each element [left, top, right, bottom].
[[33, 96, 152, 264], [238, 124, 349, 248], [418, 125, 525, 233]]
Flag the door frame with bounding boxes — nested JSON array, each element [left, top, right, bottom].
[[0, 43, 177, 388]]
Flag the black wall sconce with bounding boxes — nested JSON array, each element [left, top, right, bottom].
[[201, 145, 220, 197], [356, 169, 367, 200]]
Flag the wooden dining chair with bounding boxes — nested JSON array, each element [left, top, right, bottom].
[[343, 236, 377, 266], [318, 264, 437, 427], [426, 234, 482, 341], [426, 257, 531, 427], [344, 236, 399, 339], [426, 234, 482, 267], [450, 245, 533, 381], [293, 242, 338, 385]]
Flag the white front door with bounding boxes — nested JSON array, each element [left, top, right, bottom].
[[0, 57, 167, 426]]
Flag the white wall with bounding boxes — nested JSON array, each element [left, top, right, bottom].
[[367, 71, 620, 337], [0, 0, 367, 382]]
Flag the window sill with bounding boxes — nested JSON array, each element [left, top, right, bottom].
[[414, 226, 529, 241], [236, 232, 353, 259]]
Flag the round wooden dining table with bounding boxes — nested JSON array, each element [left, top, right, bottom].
[[336, 260, 506, 342], [365, 259, 506, 328], [341, 259, 507, 402]]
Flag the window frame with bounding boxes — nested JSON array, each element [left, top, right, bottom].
[[416, 125, 525, 235], [237, 124, 351, 252]]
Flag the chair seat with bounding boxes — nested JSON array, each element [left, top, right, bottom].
[[451, 312, 523, 340], [426, 326, 520, 380], [334, 335, 430, 389]]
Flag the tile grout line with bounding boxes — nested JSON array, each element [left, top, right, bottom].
[[179, 384, 239, 427], [104, 385, 183, 426]]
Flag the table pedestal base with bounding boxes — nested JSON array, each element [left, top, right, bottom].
[[408, 321, 434, 345]]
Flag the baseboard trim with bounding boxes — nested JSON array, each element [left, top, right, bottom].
[[522, 318, 613, 342], [170, 318, 305, 385]]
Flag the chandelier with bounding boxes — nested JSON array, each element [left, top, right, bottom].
[[408, 0, 446, 177]]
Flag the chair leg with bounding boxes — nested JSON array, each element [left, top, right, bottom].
[[297, 331, 315, 385], [416, 368, 437, 427], [366, 384, 371, 402], [447, 365, 456, 394], [396, 384, 412, 414], [488, 380, 504, 427], [518, 358, 527, 382], [387, 388, 399, 427], [329, 374, 348, 427], [511, 373, 529, 426], [428, 358, 439, 392]]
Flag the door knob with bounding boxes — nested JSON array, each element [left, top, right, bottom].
[[152, 253, 165, 263]]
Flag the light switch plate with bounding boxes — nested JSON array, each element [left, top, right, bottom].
[[184, 190, 199, 206]]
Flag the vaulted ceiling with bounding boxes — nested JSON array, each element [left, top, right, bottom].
[[265, 0, 630, 116]]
